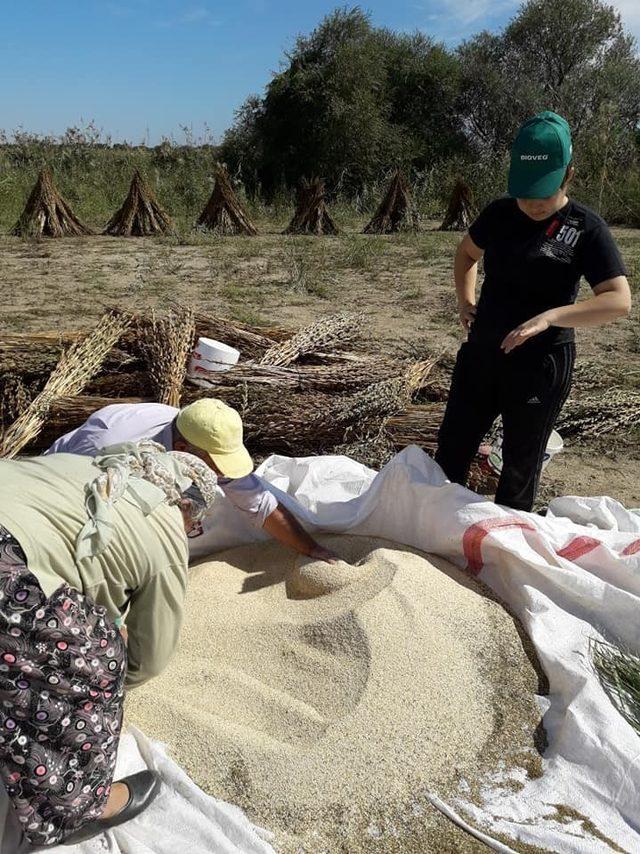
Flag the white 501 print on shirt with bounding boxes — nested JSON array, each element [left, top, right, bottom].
[[538, 213, 584, 264]]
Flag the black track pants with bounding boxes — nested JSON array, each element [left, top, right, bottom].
[[434, 341, 575, 512]]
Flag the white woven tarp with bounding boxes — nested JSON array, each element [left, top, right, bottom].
[[2, 445, 638, 852]]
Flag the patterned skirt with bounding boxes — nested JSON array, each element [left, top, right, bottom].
[[0, 525, 127, 846]]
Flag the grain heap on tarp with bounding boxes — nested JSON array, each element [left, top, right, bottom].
[[12, 168, 93, 238], [103, 170, 173, 237], [363, 169, 418, 234], [0, 309, 496, 488], [439, 177, 475, 231], [196, 166, 258, 235], [284, 177, 339, 235], [125, 534, 543, 852]]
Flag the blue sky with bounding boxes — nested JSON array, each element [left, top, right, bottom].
[[1, 0, 638, 144]]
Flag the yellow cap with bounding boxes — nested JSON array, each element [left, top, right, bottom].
[[176, 398, 253, 479]]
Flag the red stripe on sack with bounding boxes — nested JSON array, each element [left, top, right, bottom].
[[556, 536, 601, 562], [622, 539, 640, 557], [463, 518, 536, 576]]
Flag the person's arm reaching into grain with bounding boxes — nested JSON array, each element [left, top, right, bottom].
[[263, 503, 337, 562]]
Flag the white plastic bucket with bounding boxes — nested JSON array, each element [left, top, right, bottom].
[[187, 337, 240, 386], [488, 428, 563, 475]]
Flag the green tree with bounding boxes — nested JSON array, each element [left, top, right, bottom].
[[221, 7, 464, 197], [458, 0, 640, 158]]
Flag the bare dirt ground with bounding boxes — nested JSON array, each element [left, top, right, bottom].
[[1, 219, 638, 508]]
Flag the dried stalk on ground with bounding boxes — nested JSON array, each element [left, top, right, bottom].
[[383, 402, 444, 449], [557, 389, 640, 437], [363, 170, 418, 234], [311, 358, 438, 440], [284, 178, 339, 235], [439, 178, 475, 231], [259, 314, 360, 367], [137, 308, 195, 407], [196, 166, 258, 235], [103, 170, 173, 236], [12, 168, 92, 238], [0, 311, 130, 459], [186, 357, 401, 393]]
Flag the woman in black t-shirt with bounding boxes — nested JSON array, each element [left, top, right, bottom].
[[435, 111, 631, 511]]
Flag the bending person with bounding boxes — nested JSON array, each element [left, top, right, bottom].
[[436, 111, 631, 511], [0, 442, 216, 846], [46, 397, 336, 562]]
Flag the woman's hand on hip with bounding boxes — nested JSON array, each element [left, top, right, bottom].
[[502, 314, 550, 353], [458, 300, 477, 331]]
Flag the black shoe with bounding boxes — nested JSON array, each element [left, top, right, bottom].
[[63, 770, 161, 844]]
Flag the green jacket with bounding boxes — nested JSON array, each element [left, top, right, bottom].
[[0, 453, 188, 689]]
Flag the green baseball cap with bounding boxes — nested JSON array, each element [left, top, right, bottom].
[[508, 111, 573, 199]]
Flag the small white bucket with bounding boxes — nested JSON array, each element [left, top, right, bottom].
[[187, 337, 240, 386], [488, 429, 563, 475]]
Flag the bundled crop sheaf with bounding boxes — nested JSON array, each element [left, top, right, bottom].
[[259, 313, 361, 367], [0, 310, 130, 459], [137, 307, 196, 407], [196, 165, 258, 235], [557, 389, 640, 437], [12, 167, 93, 238], [363, 170, 418, 234], [104, 170, 173, 237]]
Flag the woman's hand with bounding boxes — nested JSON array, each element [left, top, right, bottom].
[[501, 314, 550, 353], [458, 300, 477, 331], [307, 544, 340, 564]]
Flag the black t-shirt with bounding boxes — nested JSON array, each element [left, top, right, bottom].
[[468, 197, 627, 351]]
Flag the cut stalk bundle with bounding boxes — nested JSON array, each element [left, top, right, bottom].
[[137, 308, 195, 407], [12, 168, 92, 238], [0, 375, 33, 430], [557, 389, 640, 437], [284, 178, 339, 236], [439, 178, 475, 231], [383, 402, 444, 450], [196, 166, 258, 235], [0, 311, 130, 459], [259, 314, 360, 367], [363, 170, 418, 234], [104, 170, 173, 237], [187, 357, 401, 394], [310, 358, 438, 442]]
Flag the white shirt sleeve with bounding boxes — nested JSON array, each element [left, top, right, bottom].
[[218, 474, 278, 528], [44, 403, 179, 457]]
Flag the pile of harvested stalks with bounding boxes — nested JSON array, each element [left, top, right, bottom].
[[104, 171, 173, 237], [284, 177, 339, 236], [439, 177, 475, 231], [364, 170, 418, 234], [13, 168, 93, 238], [557, 389, 640, 438], [1, 308, 442, 459], [196, 166, 258, 236]]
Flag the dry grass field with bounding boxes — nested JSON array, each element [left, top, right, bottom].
[[1, 216, 639, 509]]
